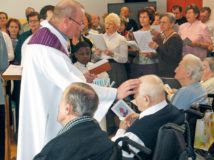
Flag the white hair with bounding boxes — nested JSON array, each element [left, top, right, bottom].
[[105, 13, 121, 27], [183, 54, 204, 82], [139, 75, 165, 101]]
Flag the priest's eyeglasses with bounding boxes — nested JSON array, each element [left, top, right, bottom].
[[68, 17, 84, 28]]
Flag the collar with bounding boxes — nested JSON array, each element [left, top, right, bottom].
[[57, 116, 92, 136], [139, 100, 167, 119], [40, 20, 68, 47], [104, 32, 117, 39], [48, 21, 68, 40], [76, 61, 87, 67]]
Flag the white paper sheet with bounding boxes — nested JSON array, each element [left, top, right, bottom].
[[133, 31, 156, 53]]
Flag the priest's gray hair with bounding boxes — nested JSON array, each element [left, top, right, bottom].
[[65, 82, 99, 117], [53, 0, 84, 20], [105, 13, 121, 27], [160, 12, 176, 24], [183, 54, 204, 82], [139, 75, 165, 102]]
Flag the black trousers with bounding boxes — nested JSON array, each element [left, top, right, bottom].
[[0, 105, 5, 159]]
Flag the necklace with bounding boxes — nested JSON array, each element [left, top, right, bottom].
[[163, 31, 176, 44]]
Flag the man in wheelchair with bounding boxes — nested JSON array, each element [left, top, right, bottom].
[[112, 75, 185, 159]]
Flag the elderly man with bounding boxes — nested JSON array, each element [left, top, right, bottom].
[[120, 6, 138, 31], [91, 14, 105, 33], [112, 75, 185, 159], [171, 54, 208, 110], [17, 0, 139, 160], [33, 82, 119, 160], [171, 5, 187, 25]]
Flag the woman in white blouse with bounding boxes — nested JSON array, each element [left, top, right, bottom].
[[95, 13, 128, 87]]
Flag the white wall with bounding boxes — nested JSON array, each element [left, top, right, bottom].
[[1, 0, 122, 20]]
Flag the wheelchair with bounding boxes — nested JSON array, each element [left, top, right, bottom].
[[114, 120, 195, 160]]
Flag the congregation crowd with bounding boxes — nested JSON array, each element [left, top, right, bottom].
[[0, 0, 214, 159]]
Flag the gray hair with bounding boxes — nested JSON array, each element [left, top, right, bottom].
[[105, 13, 121, 27], [160, 12, 176, 24], [204, 57, 214, 72], [139, 75, 165, 102], [65, 82, 99, 117], [183, 54, 204, 82], [53, 0, 83, 20]]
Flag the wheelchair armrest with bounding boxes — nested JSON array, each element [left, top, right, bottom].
[[115, 137, 152, 155], [185, 109, 204, 119]]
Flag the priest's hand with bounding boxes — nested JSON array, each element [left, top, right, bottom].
[[117, 79, 140, 100], [84, 72, 97, 83]]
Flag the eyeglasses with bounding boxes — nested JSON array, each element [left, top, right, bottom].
[[68, 17, 84, 28]]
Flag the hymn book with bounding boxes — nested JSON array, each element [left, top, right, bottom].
[[87, 59, 111, 75]]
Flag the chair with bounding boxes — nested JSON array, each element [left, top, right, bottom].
[[161, 77, 181, 89], [152, 121, 196, 160]]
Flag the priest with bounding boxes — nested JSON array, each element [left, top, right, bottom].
[[17, 0, 139, 160]]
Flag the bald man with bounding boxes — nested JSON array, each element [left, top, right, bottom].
[[112, 75, 185, 159], [17, 0, 139, 159]]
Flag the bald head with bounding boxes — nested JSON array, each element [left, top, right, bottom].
[[50, 0, 84, 38], [135, 75, 165, 111], [139, 75, 165, 101], [52, 0, 82, 21]]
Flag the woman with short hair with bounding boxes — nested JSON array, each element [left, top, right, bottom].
[[94, 13, 128, 87], [149, 13, 183, 77], [130, 8, 161, 78], [178, 4, 212, 60]]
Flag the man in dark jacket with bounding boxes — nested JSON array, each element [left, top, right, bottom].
[[112, 75, 185, 159], [34, 82, 120, 160]]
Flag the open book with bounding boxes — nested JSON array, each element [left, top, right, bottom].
[[87, 59, 111, 75], [111, 100, 135, 120]]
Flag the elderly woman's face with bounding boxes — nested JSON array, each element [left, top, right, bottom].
[[105, 18, 118, 35], [202, 61, 213, 81], [160, 16, 172, 32], [139, 12, 151, 27], [174, 60, 189, 83], [186, 9, 198, 23]]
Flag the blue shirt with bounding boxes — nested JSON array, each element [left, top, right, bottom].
[[171, 82, 208, 110]]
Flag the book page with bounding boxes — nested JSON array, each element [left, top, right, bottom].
[[133, 31, 156, 53], [89, 33, 107, 50], [3, 65, 22, 76]]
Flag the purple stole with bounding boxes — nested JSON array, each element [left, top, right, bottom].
[[28, 27, 68, 56]]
